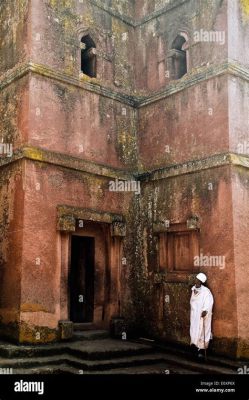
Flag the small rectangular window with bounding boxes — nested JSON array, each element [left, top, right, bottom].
[[159, 223, 199, 272]]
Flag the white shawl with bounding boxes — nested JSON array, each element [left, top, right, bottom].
[[190, 285, 214, 349]]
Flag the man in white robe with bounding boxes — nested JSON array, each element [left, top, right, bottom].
[[190, 273, 214, 359]]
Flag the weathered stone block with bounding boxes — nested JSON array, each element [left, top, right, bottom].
[[110, 317, 127, 339], [153, 222, 169, 233], [187, 216, 200, 230], [58, 320, 73, 340], [57, 215, 75, 232], [111, 222, 126, 237]]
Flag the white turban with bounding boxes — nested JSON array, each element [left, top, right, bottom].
[[196, 272, 207, 283]]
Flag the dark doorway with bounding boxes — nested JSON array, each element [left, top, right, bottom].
[[70, 236, 95, 323]]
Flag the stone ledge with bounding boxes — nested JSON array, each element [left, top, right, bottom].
[[0, 63, 30, 91], [143, 152, 236, 182], [1, 148, 249, 182], [153, 272, 196, 284], [57, 204, 124, 232], [29, 63, 137, 107], [138, 60, 249, 107], [0, 146, 134, 180], [0, 62, 137, 107], [153, 218, 199, 233], [1, 60, 249, 108]]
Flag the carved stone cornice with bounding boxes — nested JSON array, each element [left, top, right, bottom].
[[1, 60, 249, 108], [88, 0, 190, 27], [57, 204, 124, 232], [1, 147, 249, 182], [0, 146, 134, 180]]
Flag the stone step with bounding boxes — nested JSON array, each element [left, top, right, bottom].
[[0, 355, 69, 370], [0, 339, 153, 360], [0, 342, 67, 358], [89, 364, 201, 374], [67, 339, 153, 361], [65, 353, 176, 371], [0, 353, 167, 371], [134, 339, 244, 372], [73, 323, 99, 331], [14, 364, 76, 375], [14, 363, 200, 375], [0, 350, 236, 374], [66, 353, 236, 374], [73, 330, 109, 340], [0, 338, 239, 375]]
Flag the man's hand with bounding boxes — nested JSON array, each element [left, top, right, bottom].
[[201, 311, 207, 318]]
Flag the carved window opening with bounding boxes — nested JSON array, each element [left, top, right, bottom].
[[169, 34, 188, 79], [81, 35, 97, 78]]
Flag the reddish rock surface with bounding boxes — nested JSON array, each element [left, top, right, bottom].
[[0, 0, 248, 360]]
